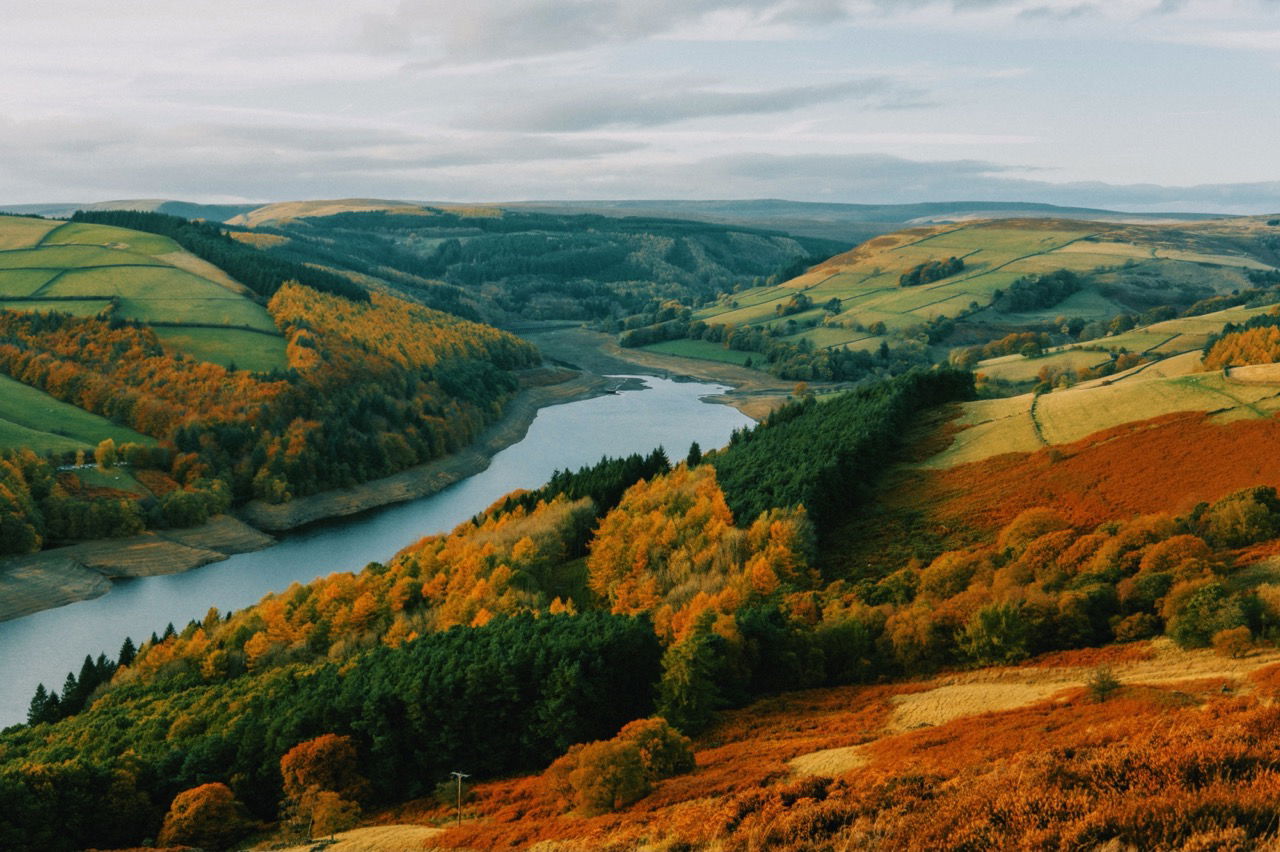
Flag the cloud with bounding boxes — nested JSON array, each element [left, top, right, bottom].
[[470, 77, 931, 132], [0, 116, 642, 201], [360, 0, 1279, 62]]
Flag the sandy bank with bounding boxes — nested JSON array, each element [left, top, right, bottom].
[[0, 515, 273, 623], [237, 369, 609, 532]]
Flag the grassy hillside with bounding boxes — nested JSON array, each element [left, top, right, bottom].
[[0, 375, 152, 454], [226, 198, 431, 228], [0, 213, 542, 554], [0, 216, 286, 371], [697, 217, 1274, 342], [617, 216, 1279, 385]]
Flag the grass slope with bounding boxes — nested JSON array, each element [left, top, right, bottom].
[[0, 216, 286, 369], [694, 217, 1277, 353], [0, 374, 153, 453], [923, 362, 1280, 469]]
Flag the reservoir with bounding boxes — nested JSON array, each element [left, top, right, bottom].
[[0, 375, 752, 727]]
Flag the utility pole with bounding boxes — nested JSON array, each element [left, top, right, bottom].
[[450, 771, 469, 826]]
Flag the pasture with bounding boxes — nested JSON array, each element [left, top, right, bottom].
[[152, 326, 288, 373], [641, 338, 756, 366], [0, 374, 153, 453], [0, 216, 287, 369]]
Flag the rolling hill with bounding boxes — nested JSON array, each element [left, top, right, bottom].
[[503, 198, 1224, 242], [617, 216, 1280, 384], [0, 215, 287, 372], [0, 199, 259, 223], [0, 212, 543, 554]]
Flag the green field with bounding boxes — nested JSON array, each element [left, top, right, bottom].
[[38, 221, 181, 256], [0, 374, 153, 453], [0, 217, 62, 249], [152, 327, 288, 372], [69, 466, 152, 496], [694, 218, 1277, 354], [642, 338, 756, 366], [0, 216, 287, 369], [0, 245, 167, 270], [0, 299, 115, 317], [0, 269, 61, 296]]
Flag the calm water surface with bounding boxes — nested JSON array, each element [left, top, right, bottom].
[[0, 375, 752, 726]]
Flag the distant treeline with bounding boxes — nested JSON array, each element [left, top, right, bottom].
[[69, 210, 369, 303], [991, 269, 1084, 313], [899, 256, 964, 287], [619, 314, 923, 382]]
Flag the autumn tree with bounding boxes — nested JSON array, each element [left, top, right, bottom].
[[94, 438, 117, 470], [157, 783, 251, 850], [280, 733, 369, 804]]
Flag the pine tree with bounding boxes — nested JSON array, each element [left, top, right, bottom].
[[27, 683, 50, 725], [118, 636, 137, 667], [686, 441, 702, 467]]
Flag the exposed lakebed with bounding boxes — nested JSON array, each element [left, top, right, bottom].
[[0, 375, 752, 726]]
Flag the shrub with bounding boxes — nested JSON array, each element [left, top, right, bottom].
[[279, 733, 369, 804], [545, 718, 695, 815], [957, 602, 1033, 666], [1086, 666, 1122, 702], [1212, 626, 1253, 658], [1197, 487, 1280, 547], [1112, 613, 1160, 643], [1166, 582, 1247, 649]]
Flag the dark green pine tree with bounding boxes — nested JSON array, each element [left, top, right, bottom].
[[26, 683, 50, 725], [686, 441, 702, 467], [118, 636, 137, 667]]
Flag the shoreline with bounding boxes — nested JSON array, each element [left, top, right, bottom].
[[0, 367, 609, 623], [0, 329, 795, 624], [236, 368, 610, 531]]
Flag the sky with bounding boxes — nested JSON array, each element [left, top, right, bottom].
[[1, 0, 1279, 211]]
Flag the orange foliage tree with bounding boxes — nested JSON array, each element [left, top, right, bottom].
[[156, 782, 251, 850]]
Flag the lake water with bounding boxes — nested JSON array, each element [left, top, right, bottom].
[[0, 375, 752, 727]]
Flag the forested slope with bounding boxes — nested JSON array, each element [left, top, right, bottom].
[[0, 213, 540, 553], [229, 207, 846, 322]]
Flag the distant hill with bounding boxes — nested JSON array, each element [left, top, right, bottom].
[[224, 198, 434, 228], [499, 198, 1226, 242], [223, 204, 848, 322], [618, 215, 1280, 383], [0, 199, 259, 222]]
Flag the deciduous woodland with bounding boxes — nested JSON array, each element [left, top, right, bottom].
[[0, 280, 538, 553]]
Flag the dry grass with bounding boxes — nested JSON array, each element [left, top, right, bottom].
[[262, 824, 443, 852]]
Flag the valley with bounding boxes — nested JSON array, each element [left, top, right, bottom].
[[5, 202, 1280, 851]]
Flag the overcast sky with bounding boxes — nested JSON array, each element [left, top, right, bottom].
[[2, 0, 1279, 211]]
